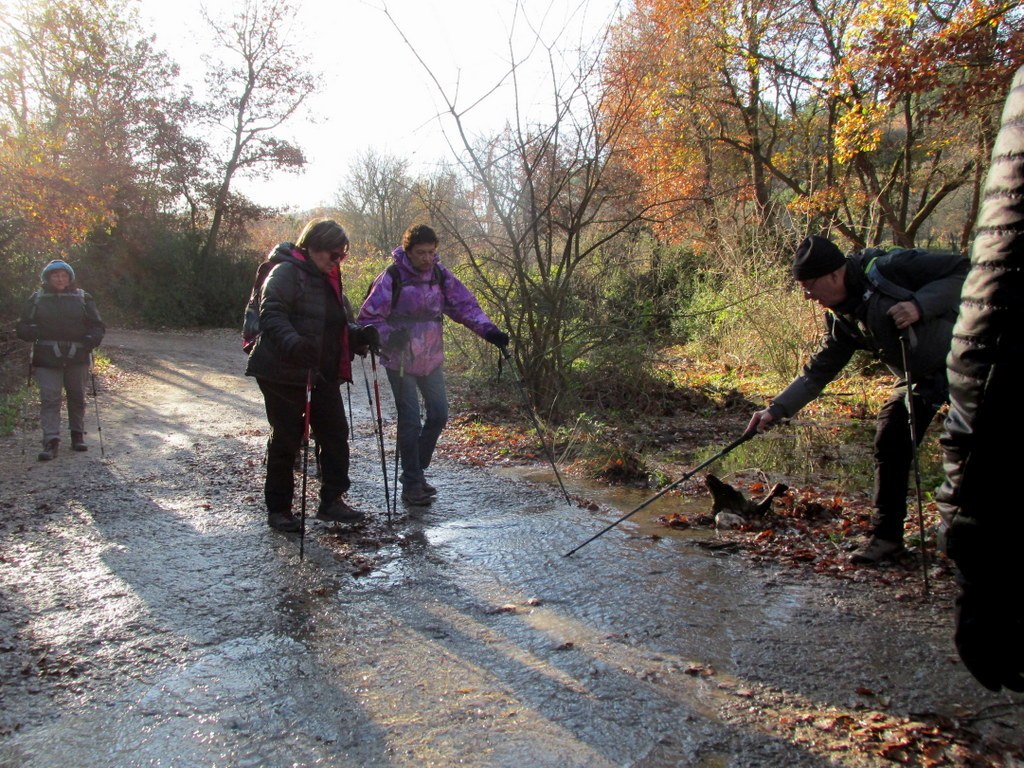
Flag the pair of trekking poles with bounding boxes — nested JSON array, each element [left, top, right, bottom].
[[296, 341, 575, 559], [295, 350, 391, 561], [355, 344, 575, 521]]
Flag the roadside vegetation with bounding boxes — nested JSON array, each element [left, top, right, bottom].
[[0, 0, 1018, 595]]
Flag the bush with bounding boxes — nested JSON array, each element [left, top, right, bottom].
[[676, 257, 820, 384]]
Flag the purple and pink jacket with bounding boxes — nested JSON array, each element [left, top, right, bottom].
[[358, 247, 500, 377]]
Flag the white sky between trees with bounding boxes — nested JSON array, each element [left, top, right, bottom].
[[136, 0, 624, 212]]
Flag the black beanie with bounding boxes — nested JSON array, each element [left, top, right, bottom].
[[792, 236, 845, 280]]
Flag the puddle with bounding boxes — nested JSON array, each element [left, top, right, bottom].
[[1, 330, 1005, 768]]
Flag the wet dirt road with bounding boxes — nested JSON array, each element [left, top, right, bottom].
[[0, 329, 1021, 767]]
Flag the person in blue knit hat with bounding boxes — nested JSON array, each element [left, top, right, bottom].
[[16, 260, 105, 460]]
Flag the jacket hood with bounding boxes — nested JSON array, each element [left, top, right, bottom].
[[392, 246, 439, 278], [270, 242, 321, 276], [270, 241, 344, 304]]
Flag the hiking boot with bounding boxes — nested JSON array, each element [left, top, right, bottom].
[[850, 536, 905, 565], [267, 510, 302, 532], [401, 484, 434, 506], [422, 480, 438, 496], [316, 498, 365, 524], [37, 439, 59, 462], [71, 432, 88, 452]]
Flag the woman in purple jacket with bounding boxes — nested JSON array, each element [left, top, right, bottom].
[[358, 224, 508, 505]]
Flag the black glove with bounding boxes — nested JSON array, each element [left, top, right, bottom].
[[485, 329, 510, 348], [954, 582, 1024, 692], [293, 338, 320, 368], [82, 335, 100, 351], [349, 324, 380, 355], [387, 328, 410, 350]]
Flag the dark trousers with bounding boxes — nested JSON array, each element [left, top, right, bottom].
[[257, 377, 349, 515], [871, 388, 942, 542]]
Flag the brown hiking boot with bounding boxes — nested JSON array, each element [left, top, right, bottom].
[[71, 432, 88, 452], [267, 510, 302, 532], [850, 536, 905, 565], [401, 483, 434, 506], [38, 439, 59, 462], [316, 497, 365, 523]]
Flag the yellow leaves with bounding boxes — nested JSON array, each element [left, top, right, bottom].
[[788, 186, 846, 218], [848, 0, 918, 42], [0, 134, 118, 251], [834, 102, 885, 162]]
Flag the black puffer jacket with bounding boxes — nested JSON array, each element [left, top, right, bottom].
[[244, 243, 353, 387], [16, 284, 105, 367], [937, 66, 1024, 582], [769, 248, 967, 419]]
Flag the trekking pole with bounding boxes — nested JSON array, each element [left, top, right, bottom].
[[346, 382, 354, 441], [499, 345, 572, 504], [361, 356, 392, 523], [564, 428, 757, 557], [89, 353, 105, 458], [299, 370, 313, 561], [392, 351, 404, 515], [21, 357, 32, 457], [898, 328, 930, 597], [369, 350, 393, 524]]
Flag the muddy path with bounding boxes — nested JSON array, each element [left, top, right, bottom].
[[0, 329, 1021, 767]]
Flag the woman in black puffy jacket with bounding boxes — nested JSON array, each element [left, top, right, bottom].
[[937, 66, 1024, 692], [245, 218, 377, 532], [16, 260, 105, 461]]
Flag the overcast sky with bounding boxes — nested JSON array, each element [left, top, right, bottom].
[[136, 0, 623, 212]]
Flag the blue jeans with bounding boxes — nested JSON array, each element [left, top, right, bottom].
[[387, 365, 448, 488]]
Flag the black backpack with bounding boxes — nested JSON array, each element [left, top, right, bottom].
[[241, 260, 277, 354], [861, 248, 917, 302], [242, 259, 308, 354], [371, 263, 447, 311]]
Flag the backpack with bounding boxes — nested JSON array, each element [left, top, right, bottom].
[[371, 263, 447, 311], [862, 248, 916, 302], [28, 288, 86, 320], [241, 260, 277, 354], [243, 259, 312, 354]]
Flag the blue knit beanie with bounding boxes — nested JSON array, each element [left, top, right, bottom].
[[41, 260, 75, 283]]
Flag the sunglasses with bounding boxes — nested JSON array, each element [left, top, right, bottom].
[[329, 249, 346, 262]]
